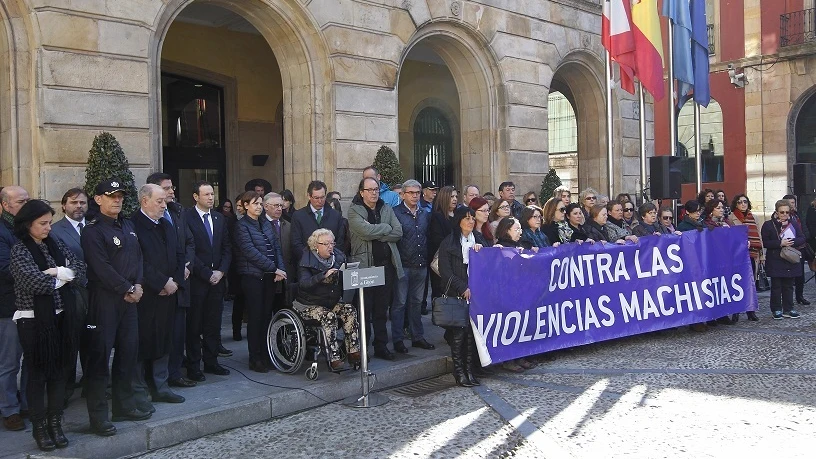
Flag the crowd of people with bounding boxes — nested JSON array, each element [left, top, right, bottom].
[[1, 168, 815, 451]]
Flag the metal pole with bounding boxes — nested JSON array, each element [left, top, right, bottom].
[[343, 286, 388, 408], [605, 50, 615, 197], [667, 20, 677, 215], [694, 102, 703, 193], [638, 82, 647, 198]]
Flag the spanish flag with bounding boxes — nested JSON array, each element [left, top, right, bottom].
[[631, 0, 665, 101]]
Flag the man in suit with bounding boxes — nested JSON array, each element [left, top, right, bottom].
[[146, 173, 198, 388], [131, 184, 186, 411], [49, 188, 89, 406], [264, 192, 292, 311], [290, 181, 346, 281], [184, 181, 232, 381]]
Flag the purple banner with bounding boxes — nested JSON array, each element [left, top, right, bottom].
[[468, 226, 756, 365]]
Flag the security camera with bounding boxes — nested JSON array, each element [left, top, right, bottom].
[[728, 64, 747, 88]]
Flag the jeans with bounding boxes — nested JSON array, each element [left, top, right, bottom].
[[392, 267, 427, 343], [770, 277, 795, 313], [0, 317, 26, 416]]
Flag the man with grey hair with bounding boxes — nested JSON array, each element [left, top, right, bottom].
[[264, 191, 292, 311], [391, 179, 435, 353], [462, 185, 481, 207], [0, 186, 29, 431], [131, 184, 186, 412]]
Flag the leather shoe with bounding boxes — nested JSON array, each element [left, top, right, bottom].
[[393, 341, 409, 354], [187, 370, 206, 382], [111, 409, 152, 422], [153, 392, 185, 403], [204, 364, 230, 376], [232, 330, 243, 341], [797, 298, 811, 305], [373, 348, 395, 361], [168, 377, 197, 388], [218, 345, 234, 357], [90, 420, 116, 437], [249, 360, 269, 373], [135, 401, 156, 414], [412, 339, 436, 350]]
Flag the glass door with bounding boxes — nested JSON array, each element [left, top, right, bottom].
[[162, 73, 227, 208]]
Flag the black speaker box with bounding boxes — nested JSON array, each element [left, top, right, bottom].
[[649, 156, 682, 200], [793, 163, 816, 195]]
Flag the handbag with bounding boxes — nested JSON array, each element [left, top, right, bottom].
[[780, 246, 802, 264], [756, 261, 771, 291], [432, 278, 469, 328]]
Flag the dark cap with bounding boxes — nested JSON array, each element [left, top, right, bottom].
[[422, 181, 438, 190], [95, 179, 126, 196]]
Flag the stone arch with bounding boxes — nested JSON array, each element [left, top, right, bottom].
[[787, 84, 816, 168], [150, 0, 333, 196], [397, 21, 505, 191], [0, 0, 34, 188], [550, 50, 609, 193]]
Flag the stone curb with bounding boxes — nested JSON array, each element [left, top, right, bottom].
[[17, 355, 451, 459]]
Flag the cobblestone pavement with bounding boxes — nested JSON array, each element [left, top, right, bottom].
[[135, 281, 816, 459]]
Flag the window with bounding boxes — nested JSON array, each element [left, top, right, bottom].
[[413, 107, 454, 186], [548, 92, 577, 153], [676, 99, 724, 183]]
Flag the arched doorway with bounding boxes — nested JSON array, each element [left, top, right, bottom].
[[795, 91, 816, 164], [413, 107, 454, 185], [549, 53, 608, 193], [547, 91, 579, 194], [397, 24, 503, 190], [152, 0, 332, 202]]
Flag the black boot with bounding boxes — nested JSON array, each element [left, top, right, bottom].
[[47, 414, 69, 448], [731, 313, 740, 324], [747, 311, 759, 321], [449, 329, 473, 387], [464, 337, 481, 386], [33, 419, 56, 451]]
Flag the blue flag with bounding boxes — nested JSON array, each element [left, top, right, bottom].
[[686, 0, 711, 107], [662, 0, 693, 92]]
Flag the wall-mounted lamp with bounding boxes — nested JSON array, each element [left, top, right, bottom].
[[251, 155, 269, 167]]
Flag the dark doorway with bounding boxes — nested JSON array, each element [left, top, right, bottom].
[[413, 107, 454, 186], [162, 73, 227, 207]]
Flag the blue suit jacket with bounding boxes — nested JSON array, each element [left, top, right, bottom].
[[50, 217, 84, 262]]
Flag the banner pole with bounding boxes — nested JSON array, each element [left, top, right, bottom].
[[694, 102, 703, 194], [638, 82, 647, 200], [605, 50, 615, 198], [667, 20, 677, 215]]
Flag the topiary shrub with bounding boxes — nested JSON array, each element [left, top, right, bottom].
[[539, 168, 563, 204], [84, 132, 138, 217], [372, 145, 404, 186]]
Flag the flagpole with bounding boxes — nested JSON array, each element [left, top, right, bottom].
[[605, 51, 615, 198], [667, 21, 677, 160], [694, 102, 702, 193], [638, 82, 647, 196]]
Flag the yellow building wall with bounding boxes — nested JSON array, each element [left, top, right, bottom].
[[162, 21, 282, 122]]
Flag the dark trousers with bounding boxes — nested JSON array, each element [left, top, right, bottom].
[[242, 276, 275, 364], [168, 307, 186, 380], [65, 286, 88, 391], [795, 262, 806, 299], [364, 262, 396, 351], [133, 354, 171, 405], [188, 279, 225, 371], [231, 293, 245, 335], [17, 317, 66, 422], [84, 293, 139, 423], [770, 277, 795, 313]]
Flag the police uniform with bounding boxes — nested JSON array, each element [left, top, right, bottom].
[[82, 180, 146, 433]]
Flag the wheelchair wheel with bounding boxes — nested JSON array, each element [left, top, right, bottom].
[[267, 309, 306, 374], [305, 363, 318, 381]]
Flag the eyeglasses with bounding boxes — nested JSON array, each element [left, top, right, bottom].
[[623, 208, 634, 212], [268, 203, 284, 208], [317, 241, 336, 247], [526, 199, 536, 203], [558, 208, 566, 213], [404, 191, 420, 196], [585, 196, 596, 201], [362, 188, 379, 193], [498, 205, 510, 210], [476, 208, 489, 213], [778, 210, 790, 215]]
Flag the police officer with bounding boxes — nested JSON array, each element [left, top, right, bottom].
[[82, 179, 150, 436]]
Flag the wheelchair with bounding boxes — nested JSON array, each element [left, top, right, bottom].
[[266, 307, 360, 380]]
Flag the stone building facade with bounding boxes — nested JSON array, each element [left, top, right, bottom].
[[0, 0, 643, 206]]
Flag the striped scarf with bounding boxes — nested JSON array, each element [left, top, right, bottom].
[[733, 209, 761, 258]]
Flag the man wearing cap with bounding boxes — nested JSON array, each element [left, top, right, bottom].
[[419, 181, 438, 214], [82, 180, 150, 436]]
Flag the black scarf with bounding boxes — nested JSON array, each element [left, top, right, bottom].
[[608, 216, 625, 228], [21, 236, 77, 378]]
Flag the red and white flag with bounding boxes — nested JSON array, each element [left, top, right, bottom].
[[602, 0, 637, 94]]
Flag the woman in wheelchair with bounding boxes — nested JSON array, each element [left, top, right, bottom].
[[294, 229, 361, 370]]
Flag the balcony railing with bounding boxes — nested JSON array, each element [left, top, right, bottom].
[[781, 8, 816, 47], [707, 24, 715, 55]]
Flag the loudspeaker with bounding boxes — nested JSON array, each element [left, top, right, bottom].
[[649, 156, 682, 200], [251, 154, 269, 167], [793, 163, 816, 195]]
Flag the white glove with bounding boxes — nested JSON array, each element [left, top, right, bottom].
[[55, 266, 75, 282]]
